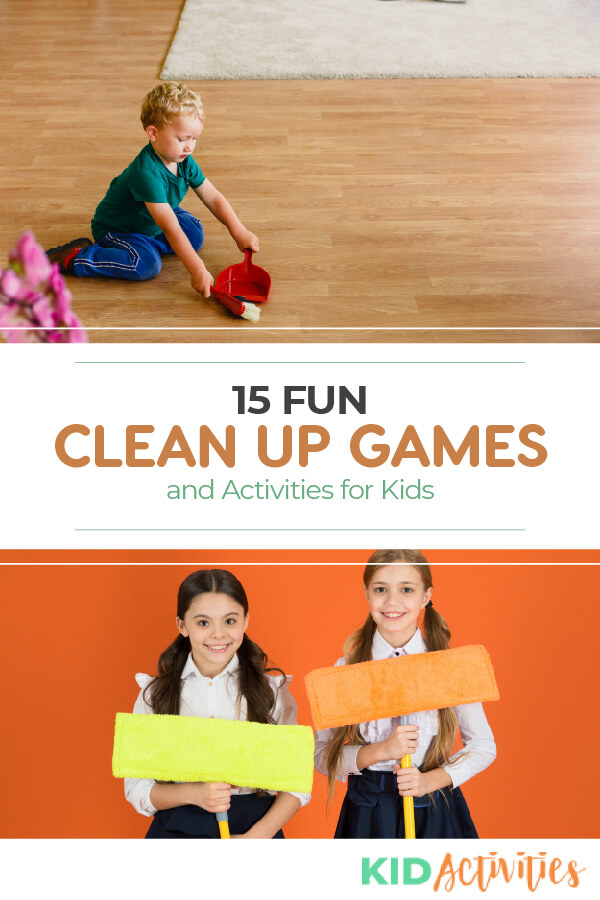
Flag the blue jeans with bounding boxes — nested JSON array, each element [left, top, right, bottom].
[[74, 207, 204, 281]]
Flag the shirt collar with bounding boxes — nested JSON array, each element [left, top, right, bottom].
[[145, 142, 182, 179], [372, 627, 427, 659], [181, 652, 240, 680]]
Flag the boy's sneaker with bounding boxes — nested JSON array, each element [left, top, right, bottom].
[[46, 237, 93, 273]]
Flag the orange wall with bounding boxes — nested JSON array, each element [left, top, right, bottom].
[[0, 549, 597, 838]]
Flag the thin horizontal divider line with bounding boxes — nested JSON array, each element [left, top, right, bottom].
[[3, 326, 600, 332], [0, 561, 596, 566], [74, 527, 525, 532], [74, 360, 526, 365]]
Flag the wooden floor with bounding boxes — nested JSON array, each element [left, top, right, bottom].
[[1, 0, 599, 343]]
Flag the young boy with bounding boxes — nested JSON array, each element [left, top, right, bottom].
[[47, 82, 259, 297]]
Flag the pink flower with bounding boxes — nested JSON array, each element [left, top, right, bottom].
[[2, 230, 87, 343], [59, 312, 88, 343], [7, 329, 40, 344], [9, 231, 52, 287], [47, 263, 73, 319], [0, 297, 35, 343], [0, 268, 27, 300], [0, 301, 18, 329], [31, 294, 55, 330]]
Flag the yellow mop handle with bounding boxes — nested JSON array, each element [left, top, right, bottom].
[[399, 713, 415, 839], [400, 753, 416, 839], [216, 812, 230, 839]]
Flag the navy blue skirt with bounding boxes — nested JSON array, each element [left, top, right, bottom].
[[145, 793, 285, 839], [335, 769, 478, 839]]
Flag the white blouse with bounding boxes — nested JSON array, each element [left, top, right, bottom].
[[314, 628, 496, 789], [125, 653, 311, 816]]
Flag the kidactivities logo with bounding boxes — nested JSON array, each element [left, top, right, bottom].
[[361, 853, 585, 891]]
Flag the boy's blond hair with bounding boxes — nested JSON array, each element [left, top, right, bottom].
[[141, 82, 204, 130]]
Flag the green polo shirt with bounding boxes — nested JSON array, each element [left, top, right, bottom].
[[91, 143, 205, 240]]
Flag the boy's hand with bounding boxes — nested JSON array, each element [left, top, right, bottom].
[[191, 266, 214, 298], [232, 227, 260, 254]]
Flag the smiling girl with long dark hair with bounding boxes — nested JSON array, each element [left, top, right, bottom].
[[125, 568, 309, 838]]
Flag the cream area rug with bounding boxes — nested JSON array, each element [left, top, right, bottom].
[[160, 0, 600, 80]]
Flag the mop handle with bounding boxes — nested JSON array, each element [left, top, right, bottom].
[[399, 715, 416, 840], [216, 811, 231, 839]]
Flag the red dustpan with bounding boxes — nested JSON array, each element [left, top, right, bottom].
[[216, 249, 271, 304]]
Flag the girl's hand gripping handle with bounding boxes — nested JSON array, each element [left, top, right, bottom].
[[216, 811, 230, 839], [399, 715, 416, 839]]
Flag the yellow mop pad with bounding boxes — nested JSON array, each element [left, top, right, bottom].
[[112, 713, 314, 793], [305, 644, 499, 730]]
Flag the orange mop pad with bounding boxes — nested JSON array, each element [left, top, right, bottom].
[[305, 644, 498, 840], [305, 644, 498, 730]]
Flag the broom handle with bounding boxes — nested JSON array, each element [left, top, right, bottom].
[[216, 811, 230, 839], [399, 715, 416, 839], [210, 286, 246, 317]]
